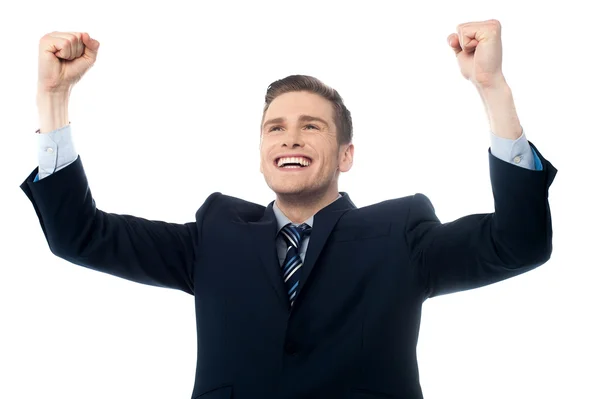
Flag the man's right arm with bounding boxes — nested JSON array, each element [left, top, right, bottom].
[[23, 31, 215, 295]]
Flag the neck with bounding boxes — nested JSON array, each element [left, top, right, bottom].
[[275, 187, 340, 224]]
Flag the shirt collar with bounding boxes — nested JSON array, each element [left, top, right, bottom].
[[272, 193, 342, 232]]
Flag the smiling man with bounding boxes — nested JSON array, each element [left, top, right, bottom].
[[22, 20, 557, 399], [260, 91, 354, 225]]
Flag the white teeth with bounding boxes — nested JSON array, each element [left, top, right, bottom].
[[277, 156, 311, 167]]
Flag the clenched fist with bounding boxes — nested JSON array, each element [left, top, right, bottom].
[[38, 31, 100, 94]]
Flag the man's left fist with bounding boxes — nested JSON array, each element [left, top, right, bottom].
[[448, 19, 505, 89]]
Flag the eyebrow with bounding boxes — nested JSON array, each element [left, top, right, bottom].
[[262, 114, 330, 129]]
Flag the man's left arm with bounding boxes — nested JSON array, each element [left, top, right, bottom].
[[405, 20, 557, 298]]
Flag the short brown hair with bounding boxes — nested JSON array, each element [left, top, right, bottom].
[[261, 75, 353, 145]]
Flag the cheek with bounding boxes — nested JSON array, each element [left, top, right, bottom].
[[324, 151, 339, 168], [260, 147, 275, 167]]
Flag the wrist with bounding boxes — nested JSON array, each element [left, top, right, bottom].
[[37, 91, 70, 134], [37, 86, 71, 103], [476, 81, 522, 140]]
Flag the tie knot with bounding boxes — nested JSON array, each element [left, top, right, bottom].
[[280, 223, 312, 247], [294, 223, 312, 236]]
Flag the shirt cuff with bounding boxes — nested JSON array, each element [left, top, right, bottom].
[[490, 129, 535, 170], [37, 124, 77, 180]]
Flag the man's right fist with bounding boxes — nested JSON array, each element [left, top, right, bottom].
[[38, 32, 100, 93]]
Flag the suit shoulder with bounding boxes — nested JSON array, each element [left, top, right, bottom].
[[364, 193, 416, 211], [195, 192, 266, 222], [347, 194, 417, 224]]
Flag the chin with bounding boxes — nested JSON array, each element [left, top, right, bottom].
[[267, 180, 306, 195], [265, 174, 325, 198], [272, 185, 308, 196]]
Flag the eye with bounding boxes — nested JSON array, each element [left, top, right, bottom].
[[268, 124, 319, 132]]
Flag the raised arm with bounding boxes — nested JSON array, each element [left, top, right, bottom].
[[408, 20, 558, 298], [22, 31, 207, 295]]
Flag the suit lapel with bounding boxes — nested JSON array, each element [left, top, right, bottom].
[[246, 202, 289, 310], [295, 192, 356, 305]]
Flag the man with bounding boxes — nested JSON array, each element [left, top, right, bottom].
[[22, 20, 557, 399]]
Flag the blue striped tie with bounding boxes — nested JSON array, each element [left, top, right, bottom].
[[279, 223, 312, 306]]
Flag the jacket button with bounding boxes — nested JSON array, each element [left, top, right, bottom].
[[284, 342, 298, 355]]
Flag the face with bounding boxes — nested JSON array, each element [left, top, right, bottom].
[[260, 91, 354, 202]]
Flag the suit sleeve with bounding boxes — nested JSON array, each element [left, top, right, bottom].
[[405, 141, 557, 298], [20, 155, 213, 295]]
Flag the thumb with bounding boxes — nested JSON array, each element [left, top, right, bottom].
[[81, 32, 100, 54]]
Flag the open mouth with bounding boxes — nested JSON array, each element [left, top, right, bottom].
[[274, 156, 312, 169]]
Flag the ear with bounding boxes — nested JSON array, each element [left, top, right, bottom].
[[338, 143, 354, 173]]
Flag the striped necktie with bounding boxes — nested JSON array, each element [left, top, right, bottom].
[[279, 222, 312, 306]]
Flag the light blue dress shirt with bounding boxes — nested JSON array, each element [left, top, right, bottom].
[[33, 123, 544, 267]]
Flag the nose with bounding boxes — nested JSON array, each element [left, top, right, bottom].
[[281, 127, 305, 148]]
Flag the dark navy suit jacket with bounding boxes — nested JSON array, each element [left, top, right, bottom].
[[20, 142, 557, 399]]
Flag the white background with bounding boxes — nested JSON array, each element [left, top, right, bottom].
[[1, 0, 598, 398]]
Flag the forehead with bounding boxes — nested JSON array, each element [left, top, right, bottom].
[[264, 91, 333, 120]]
